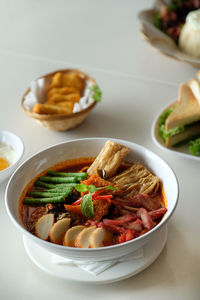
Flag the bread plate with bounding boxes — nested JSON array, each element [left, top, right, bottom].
[[152, 101, 200, 161]]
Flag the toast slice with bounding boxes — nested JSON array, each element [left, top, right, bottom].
[[166, 122, 200, 147], [188, 78, 200, 105], [165, 83, 200, 130]]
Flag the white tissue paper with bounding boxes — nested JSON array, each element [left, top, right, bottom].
[[51, 247, 143, 276]]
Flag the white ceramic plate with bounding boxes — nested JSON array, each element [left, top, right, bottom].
[[138, 0, 200, 68], [23, 226, 167, 284], [152, 101, 200, 161]]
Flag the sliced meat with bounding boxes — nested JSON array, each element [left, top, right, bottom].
[[124, 194, 162, 211], [119, 229, 138, 243], [127, 219, 143, 232], [103, 214, 137, 226], [137, 208, 155, 230], [93, 198, 111, 221], [100, 222, 125, 234], [112, 193, 161, 212], [149, 208, 167, 220], [29, 206, 47, 223], [87, 140, 130, 179]]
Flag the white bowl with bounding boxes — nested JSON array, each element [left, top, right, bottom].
[[5, 138, 178, 262], [0, 130, 24, 184]]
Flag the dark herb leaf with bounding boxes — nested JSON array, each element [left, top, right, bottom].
[[75, 183, 88, 192], [87, 185, 97, 193], [96, 185, 118, 191], [81, 193, 94, 219]]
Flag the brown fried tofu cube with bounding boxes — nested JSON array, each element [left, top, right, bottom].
[[50, 72, 62, 88], [47, 93, 80, 104], [33, 103, 73, 115], [48, 87, 78, 98], [50, 72, 85, 95]]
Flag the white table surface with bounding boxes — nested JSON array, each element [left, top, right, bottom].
[[0, 1, 200, 299]]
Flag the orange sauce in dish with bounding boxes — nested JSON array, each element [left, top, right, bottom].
[[0, 157, 10, 171]]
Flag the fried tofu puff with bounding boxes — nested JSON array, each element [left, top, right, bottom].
[[33, 103, 73, 115], [46, 93, 80, 104], [50, 72, 85, 95], [33, 71, 85, 115]]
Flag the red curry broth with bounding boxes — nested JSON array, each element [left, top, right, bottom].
[[19, 157, 166, 246]]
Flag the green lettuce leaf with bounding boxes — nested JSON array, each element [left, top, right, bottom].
[[89, 85, 102, 102], [159, 106, 185, 141], [160, 124, 185, 140], [189, 138, 200, 156], [159, 107, 174, 127]]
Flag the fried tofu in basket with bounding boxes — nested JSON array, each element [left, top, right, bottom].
[[47, 93, 80, 104], [50, 72, 85, 94], [33, 103, 73, 115], [33, 71, 85, 115]]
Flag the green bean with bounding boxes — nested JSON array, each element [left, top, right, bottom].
[[48, 187, 73, 193], [28, 191, 68, 198], [38, 176, 78, 183], [34, 181, 56, 189], [35, 180, 77, 189], [47, 170, 87, 180], [54, 183, 77, 188], [30, 186, 73, 195], [23, 196, 65, 205]]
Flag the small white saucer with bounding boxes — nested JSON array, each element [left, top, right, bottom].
[[23, 225, 167, 284]]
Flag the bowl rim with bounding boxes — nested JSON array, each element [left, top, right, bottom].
[[0, 130, 24, 175], [5, 137, 179, 252], [21, 68, 97, 121]]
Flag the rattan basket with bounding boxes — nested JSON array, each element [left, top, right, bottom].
[[21, 69, 97, 131]]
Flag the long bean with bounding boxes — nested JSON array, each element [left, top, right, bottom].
[[29, 186, 73, 196], [38, 176, 77, 183], [47, 187, 73, 193], [23, 196, 65, 205], [35, 180, 77, 189], [54, 183, 77, 188], [34, 181, 56, 189], [47, 170, 87, 180], [28, 191, 68, 197]]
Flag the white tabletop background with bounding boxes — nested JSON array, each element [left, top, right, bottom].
[[0, 0, 199, 299]]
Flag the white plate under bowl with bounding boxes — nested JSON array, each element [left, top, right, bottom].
[[23, 226, 167, 284], [152, 101, 200, 161]]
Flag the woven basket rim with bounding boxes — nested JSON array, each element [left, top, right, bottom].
[[21, 68, 97, 121]]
